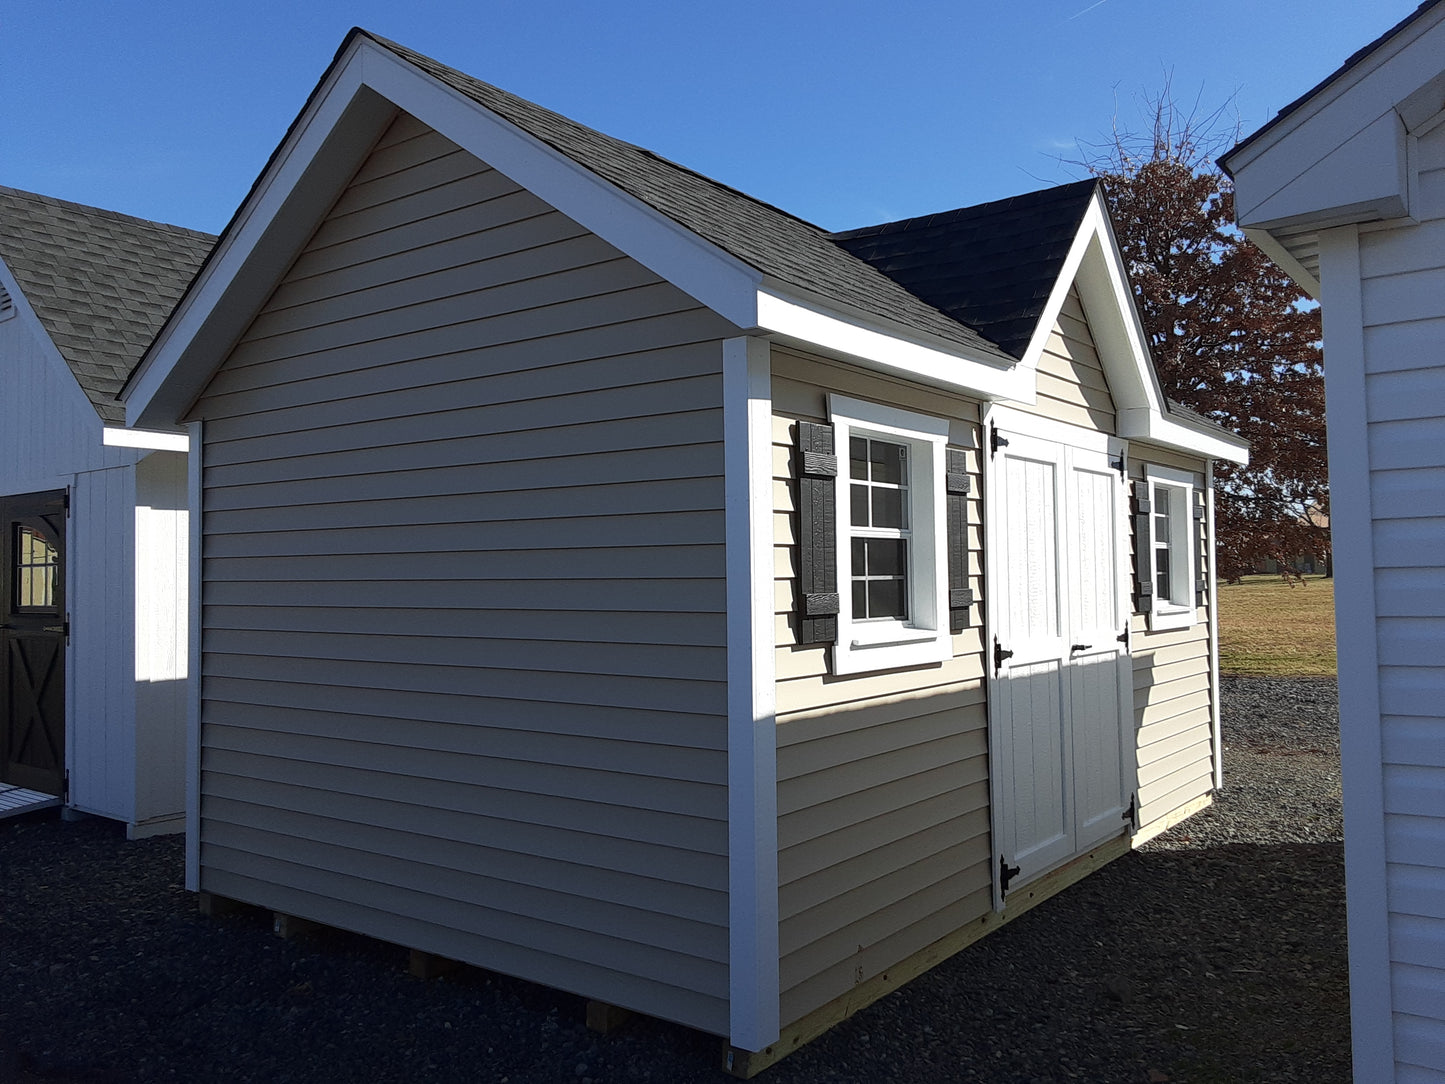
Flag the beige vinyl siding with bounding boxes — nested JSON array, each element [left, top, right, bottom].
[[1128, 454, 1215, 833], [770, 346, 991, 1028], [192, 113, 738, 1034], [1011, 286, 1116, 433]]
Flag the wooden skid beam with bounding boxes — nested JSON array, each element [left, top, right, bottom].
[[409, 949, 462, 980], [272, 912, 322, 940], [585, 1001, 633, 1035], [197, 891, 246, 917], [722, 832, 1133, 1079]]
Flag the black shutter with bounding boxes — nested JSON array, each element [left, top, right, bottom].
[[1132, 478, 1153, 614], [796, 421, 838, 645], [1194, 490, 1208, 607], [946, 448, 974, 632]]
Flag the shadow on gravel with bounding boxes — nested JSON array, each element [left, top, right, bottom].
[[0, 810, 1348, 1084]]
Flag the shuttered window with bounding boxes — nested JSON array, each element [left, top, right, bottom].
[[1140, 464, 1198, 631]]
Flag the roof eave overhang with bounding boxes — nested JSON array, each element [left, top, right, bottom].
[[1118, 407, 1250, 465], [756, 283, 1032, 401], [1222, 4, 1445, 298]]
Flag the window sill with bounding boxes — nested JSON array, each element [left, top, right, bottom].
[[1148, 605, 1194, 632], [833, 626, 952, 675]]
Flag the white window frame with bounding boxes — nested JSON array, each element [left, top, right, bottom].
[[1145, 463, 1197, 631], [828, 394, 952, 675]]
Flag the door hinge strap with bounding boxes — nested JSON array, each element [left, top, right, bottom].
[[993, 639, 1014, 674], [1123, 793, 1137, 829], [990, 425, 1010, 457], [1000, 854, 1022, 896]]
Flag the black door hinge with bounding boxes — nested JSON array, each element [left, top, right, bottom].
[[990, 425, 1009, 457], [1111, 453, 1127, 478], [1123, 793, 1137, 829], [1000, 854, 1021, 896], [993, 639, 1014, 674], [62, 770, 70, 803], [1117, 626, 1130, 651]]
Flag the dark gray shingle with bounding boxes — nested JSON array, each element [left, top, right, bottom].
[[0, 187, 214, 424], [832, 180, 1100, 359]]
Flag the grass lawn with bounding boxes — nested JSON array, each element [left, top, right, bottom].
[[1217, 574, 1337, 677]]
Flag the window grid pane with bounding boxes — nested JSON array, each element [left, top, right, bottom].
[[848, 436, 911, 621], [14, 526, 58, 610]]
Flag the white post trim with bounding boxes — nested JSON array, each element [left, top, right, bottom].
[[723, 336, 779, 1051], [1205, 460, 1223, 791], [183, 420, 204, 892], [1317, 224, 1395, 1082]]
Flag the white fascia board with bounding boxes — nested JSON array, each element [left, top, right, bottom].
[[127, 39, 397, 430], [756, 287, 1032, 401], [1117, 408, 1250, 464], [356, 44, 763, 330], [1227, 8, 1445, 229], [102, 427, 189, 452]]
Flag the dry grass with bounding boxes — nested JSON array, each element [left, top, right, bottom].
[[1217, 574, 1337, 677]]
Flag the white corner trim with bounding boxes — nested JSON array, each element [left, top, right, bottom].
[[102, 427, 189, 452], [757, 289, 1032, 402], [724, 336, 779, 1051], [183, 419, 204, 893], [1316, 224, 1395, 1083], [1205, 461, 1223, 791]]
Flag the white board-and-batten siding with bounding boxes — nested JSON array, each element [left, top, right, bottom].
[[770, 346, 991, 1028], [1325, 117, 1445, 1075], [190, 114, 739, 1033]]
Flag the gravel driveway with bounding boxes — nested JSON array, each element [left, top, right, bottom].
[[0, 676, 1348, 1083]]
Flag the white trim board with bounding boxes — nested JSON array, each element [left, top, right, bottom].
[[723, 336, 779, 1051]]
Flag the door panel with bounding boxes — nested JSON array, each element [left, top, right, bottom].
[[1, 492, 67, 796], [990, 430, 1130, 895]]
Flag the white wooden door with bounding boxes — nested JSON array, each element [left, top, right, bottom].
[[990, 429, 1131, 897], [1063, 447, 1131, 849], [992, 433, 1074, 881]]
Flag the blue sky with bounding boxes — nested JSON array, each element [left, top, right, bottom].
[[4, 1, 1418, 236]]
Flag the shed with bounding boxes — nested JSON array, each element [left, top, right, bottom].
[[0, 187, 212, 836], [1222, 4, 1445, 1078], [123, 30, 1247, 1070]]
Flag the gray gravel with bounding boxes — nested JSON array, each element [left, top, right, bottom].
[[0, 677, 1348, 1083]]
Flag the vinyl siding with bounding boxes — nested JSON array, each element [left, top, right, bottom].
[[1127, 456, 1214, 834], [1011, 286, 1116, 434], [1350, 117, 1445, 1078], [191, 114, 737, 1034], [769, 346, 991, 1028]]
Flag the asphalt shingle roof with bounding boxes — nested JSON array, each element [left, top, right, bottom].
[[360, 30, 1019, 369], [0, 186, 214, 424], [831, 180, 1099, 360]]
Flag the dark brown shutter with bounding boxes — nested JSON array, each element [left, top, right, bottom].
[[796, 420, 838, 645], [1194, 490, 1208, 607], [1132, 478, 1153, 614], [946, 448, 974, 632]]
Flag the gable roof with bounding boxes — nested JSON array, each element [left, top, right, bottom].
[[360, 32, 1016, 369], [832, 180, 1100, 360], [0, 186, 214, 425]]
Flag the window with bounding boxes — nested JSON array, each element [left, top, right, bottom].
[[13, 525, 58, 611], [1144, 465, 1196, 630], [829, 395, 951, 674]]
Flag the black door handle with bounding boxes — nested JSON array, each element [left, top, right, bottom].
[[1070, 643, 1092, 652]]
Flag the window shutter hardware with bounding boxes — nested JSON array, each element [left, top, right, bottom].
[[946, 447, 972, 632], [795, 421, 839, 646], [999, 854, 1022, 896]]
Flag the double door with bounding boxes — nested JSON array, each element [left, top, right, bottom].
[[1, 491, 67, 796], [988, 427, 1131, 897]]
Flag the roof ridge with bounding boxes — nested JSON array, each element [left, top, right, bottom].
[[0, 184, 216, 242]]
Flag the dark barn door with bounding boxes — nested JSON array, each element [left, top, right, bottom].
[[1, 491, 67, 796]]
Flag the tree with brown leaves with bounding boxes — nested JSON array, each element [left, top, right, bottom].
[[1078, 94, 1328, 580]]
